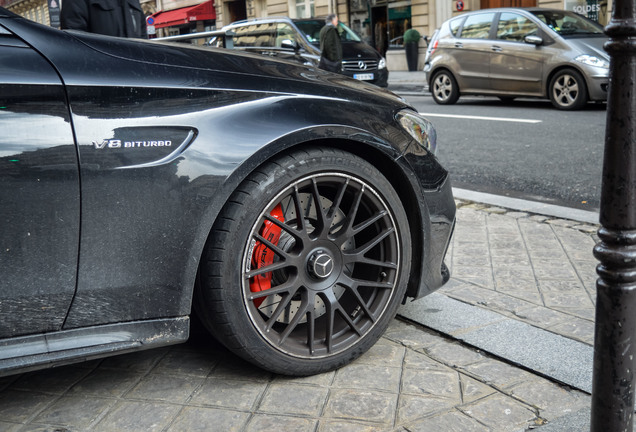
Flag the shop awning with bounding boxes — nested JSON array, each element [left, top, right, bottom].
[[149, 1, 216, 29]]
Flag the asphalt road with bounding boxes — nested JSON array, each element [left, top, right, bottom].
[[404, 94, 607, 212]]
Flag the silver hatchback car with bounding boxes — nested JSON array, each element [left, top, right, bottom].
[[424, 8, 609, 110]]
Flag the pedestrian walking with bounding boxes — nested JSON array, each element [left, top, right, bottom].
[[319, 14, 342, 73], [60, 0, 147, 38]]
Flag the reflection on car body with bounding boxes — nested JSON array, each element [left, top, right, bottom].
[[424, 8, 609, 110], [0, 7, 454, 377]]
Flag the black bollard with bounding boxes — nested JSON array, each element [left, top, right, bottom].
[[590, 0, 636, 429]]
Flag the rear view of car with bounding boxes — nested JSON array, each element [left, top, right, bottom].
[[424, 8, 609, 110]]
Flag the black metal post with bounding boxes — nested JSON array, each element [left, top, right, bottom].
[[591, 0, 636, 429]]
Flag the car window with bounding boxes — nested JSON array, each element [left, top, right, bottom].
[[233, 23, 276, 47], [460, 13, 495, 39], [496, 12, 539, 42], [276, 23, 297, 47], [531, 10, 604, 36], [449, 17, 463, 36]]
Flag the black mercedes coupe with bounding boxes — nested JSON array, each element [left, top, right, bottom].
[[0, 8, 455, 376]]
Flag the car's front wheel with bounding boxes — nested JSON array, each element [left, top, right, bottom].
[[431, 70, 459, 105], [196, 147, 412, 375], [549, 69, 588, 110]]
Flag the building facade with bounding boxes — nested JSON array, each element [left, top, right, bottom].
[[2, 0, 612, 69]]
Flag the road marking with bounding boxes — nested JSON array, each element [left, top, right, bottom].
[[419, 112, 542, 124]]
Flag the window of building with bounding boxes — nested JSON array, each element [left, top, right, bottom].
[[295, 0, 314, 18]]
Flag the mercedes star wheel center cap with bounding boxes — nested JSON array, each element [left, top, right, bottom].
[[308, 251, 335, 279]]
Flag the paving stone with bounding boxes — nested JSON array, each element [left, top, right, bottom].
[[31, 395, 113, 429], [459, 375, 497, 403], [403, 409, 490, 432], [401, 368, 461, 400], [424, 340, 486, 368], [332, 363, 401, 393], [189, 377, 266, 410], [384, 320, 442, 350], [507, 377, 590, 420], [245, 414, 316, 432], [548, 317, 596, 345], [397, 394, 461, 423], [461, 359, 536, 390], [460, 393, 538, 430], [323, 389, 397, 424], [354, 339, 406, 368], [168, 406, 250, 432], [258, 383, 328, 416], [68, 368, 144, 397], [125, 373, 203, 404], [92, 400, 181, 432], [0, 421, 21, 432], [10, 366, 91, 395], [152, 346, 219, 377], [512, 304, 569, 329], [318, 419, 387, 431], [0, 390, 56, 423]]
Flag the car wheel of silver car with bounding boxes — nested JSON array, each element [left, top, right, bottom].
[[549, 69, 588, 110], [196, 147, 411, 375], [431, 70, 459, 105]]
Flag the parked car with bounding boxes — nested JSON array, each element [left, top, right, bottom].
[[424, 8, 609, 110], [0, 8, 454, 376], [211, 17, 389, 87]]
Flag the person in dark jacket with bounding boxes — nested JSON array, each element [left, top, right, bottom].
[[318, 14, 342, 73], [60, 0, 147, 38]]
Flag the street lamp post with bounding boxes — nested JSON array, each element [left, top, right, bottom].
[[591, 0, 636, 428]]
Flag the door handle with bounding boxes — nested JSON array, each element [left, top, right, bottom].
[[455, 42, 463, 48], [491, 45, 503, 52]]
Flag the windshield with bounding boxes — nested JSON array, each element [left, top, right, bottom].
[[294, 19, 362, 45], [530, 10, 605, 37]]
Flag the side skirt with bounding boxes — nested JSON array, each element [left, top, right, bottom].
[[0, 317, 189, 377]]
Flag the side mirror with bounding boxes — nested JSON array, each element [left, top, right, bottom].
[[524, 35, 543, 46], [281, 39, 299, 51]]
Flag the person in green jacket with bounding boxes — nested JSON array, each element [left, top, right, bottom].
[[319, 14, 343, 73]]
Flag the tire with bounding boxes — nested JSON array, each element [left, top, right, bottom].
[[431, 70, 459, 105], [196, 147, 412, 376], [549, 69, 588, 110]]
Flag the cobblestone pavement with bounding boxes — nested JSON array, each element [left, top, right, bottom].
[[0, 201, 599, 432]]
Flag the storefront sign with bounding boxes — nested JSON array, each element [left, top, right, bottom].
[[564, 0, 600, 22]]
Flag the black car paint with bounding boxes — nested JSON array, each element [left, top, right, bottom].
[[0, 10, 454, 375]]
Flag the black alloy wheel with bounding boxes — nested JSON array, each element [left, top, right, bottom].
[[196, 147, 411, 375]]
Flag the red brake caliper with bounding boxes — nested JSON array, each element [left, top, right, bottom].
[[250, 204, 285, 307]]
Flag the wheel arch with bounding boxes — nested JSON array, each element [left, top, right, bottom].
[[544, 64, 590, 101], [190, 128, 427, 310]]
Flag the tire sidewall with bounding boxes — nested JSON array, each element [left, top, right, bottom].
[[200, 148, 412, 375], [549, 69, 588, 110]]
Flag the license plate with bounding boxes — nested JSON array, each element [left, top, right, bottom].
[[353, 73, 374, 81]]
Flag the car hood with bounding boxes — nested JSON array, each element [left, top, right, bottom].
[[342, 41, 383, 60], [565, 36, 609, 60]]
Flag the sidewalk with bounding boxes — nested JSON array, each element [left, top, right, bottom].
[[0, 190, 603, 432], [387, 70, 429, 93]]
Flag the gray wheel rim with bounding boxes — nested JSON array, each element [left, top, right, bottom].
[[242, 172, 401, 359], [552, 73, 580, 108]]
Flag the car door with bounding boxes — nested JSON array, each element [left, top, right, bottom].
[[0, 25, 80, 338], [489, 12, 544, 95], [453, 12, 496, 92]]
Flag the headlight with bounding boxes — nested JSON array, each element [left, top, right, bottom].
[[379, 57, 387, 70], [575, 54, 609, 69], [397, 110, 437, 155]]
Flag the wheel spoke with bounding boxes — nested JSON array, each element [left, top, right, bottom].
[[309, 178, 327, 235], [277, 290, 311, 344], [352, 210, 388, 235], [248, 278, 298, 301], [337, 281, 378, 322], [348, 226, 395, 257]]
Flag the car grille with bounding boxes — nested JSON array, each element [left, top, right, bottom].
[[342, 60, 378, 72]]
